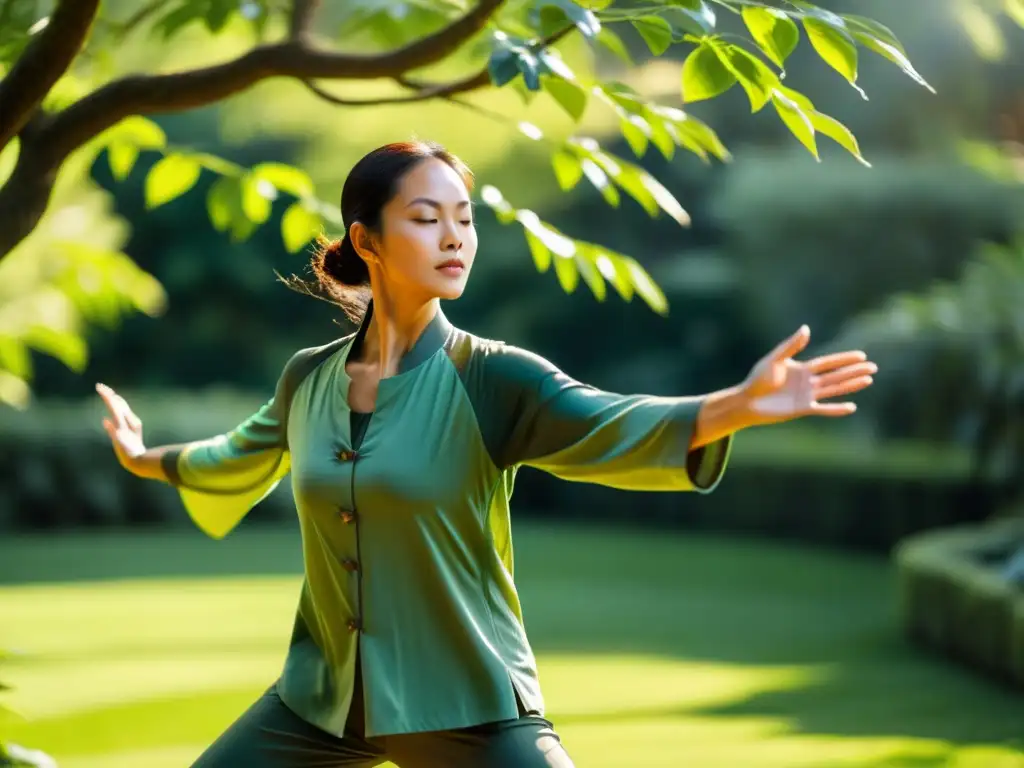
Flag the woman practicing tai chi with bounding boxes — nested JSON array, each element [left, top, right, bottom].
[[97, 141, 876, 767]]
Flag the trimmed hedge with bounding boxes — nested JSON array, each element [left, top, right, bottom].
[[0, 391, 1003, 552], [895, 518, 1024, 688]]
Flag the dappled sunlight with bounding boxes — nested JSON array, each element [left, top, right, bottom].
[[2, 561, 1022, 768], [538, 653, 825, 717]]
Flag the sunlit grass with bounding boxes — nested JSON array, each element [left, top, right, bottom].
[[2, 524, 1022, 767]]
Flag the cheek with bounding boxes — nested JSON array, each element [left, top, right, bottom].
[[463, 227, 479, 263], [382, 226, 435, 274]]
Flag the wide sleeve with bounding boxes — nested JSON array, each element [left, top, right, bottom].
[[160, 389, 290, 540], [487, 344, 732, 493]]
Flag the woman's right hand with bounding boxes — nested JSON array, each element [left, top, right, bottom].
[[96, 383, 147, 475]]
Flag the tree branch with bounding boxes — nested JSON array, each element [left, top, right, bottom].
[[297, 23, 577, 109], [0, 0, 102, 149], [289, 0, 322, 40], [37, 0, 504, 164], [302, 70, 490, 107]]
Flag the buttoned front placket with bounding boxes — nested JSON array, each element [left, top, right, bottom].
[[336, 440, 365, 635]]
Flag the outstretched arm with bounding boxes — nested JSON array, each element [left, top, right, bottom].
[[96, 382, 290, 539], [480, 325, 874, 493]]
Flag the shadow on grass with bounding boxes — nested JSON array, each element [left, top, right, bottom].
[[3, 521, 1023, 759]]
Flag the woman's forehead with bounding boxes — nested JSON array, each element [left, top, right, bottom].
[[395, 159, 469, 203]]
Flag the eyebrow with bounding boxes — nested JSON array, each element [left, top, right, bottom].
[[405, 198, 472, 209]]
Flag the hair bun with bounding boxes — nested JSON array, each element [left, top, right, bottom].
[[320, 234, 369, 287]]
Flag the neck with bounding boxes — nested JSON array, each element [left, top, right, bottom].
[[361, 276, 438, 378]]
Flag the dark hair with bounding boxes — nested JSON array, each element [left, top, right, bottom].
[[290, 141, 473, 325]]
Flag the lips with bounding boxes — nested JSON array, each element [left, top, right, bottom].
[[436, 259, 464, 270]]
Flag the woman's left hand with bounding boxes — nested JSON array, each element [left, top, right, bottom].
[[740, 325, 876, 426]]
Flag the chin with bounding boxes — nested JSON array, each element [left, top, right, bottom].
[[430, 274, 469, 301], [435, 283, 467, 301]]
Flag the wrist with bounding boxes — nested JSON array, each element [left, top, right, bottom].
[[691, 384, 755, 449]]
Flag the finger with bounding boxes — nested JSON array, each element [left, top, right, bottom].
[[768, 325, 811, 362], [813, 362, 877, 389], [816, 375, 874, 401], [126, 411, 142, 431], [96, 387, 122, 423], [807, 351, 869, 374], [810, 402, 857, 417]]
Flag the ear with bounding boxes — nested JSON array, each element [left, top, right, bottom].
[[349, 222, 380, 265]]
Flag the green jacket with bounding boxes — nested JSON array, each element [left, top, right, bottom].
[[163, 302, 732, 737]]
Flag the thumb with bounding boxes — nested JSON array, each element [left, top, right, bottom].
[[768, 325, 811, 363]]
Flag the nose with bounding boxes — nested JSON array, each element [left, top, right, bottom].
[[440, 224, 461, 252]]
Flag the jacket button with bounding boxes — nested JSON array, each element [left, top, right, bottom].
[[340, 509, 356, 524], [336, 449, 357, 462], [347, 617, 362, 632], [342, 558, 359, 573]]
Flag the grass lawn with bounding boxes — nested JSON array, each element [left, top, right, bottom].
[[1, 523, 1022, 768]]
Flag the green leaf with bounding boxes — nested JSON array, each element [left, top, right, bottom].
[[644, 111, 676, 159], [241, 173, 273, 224], [588, 149, 690, 225], [596, 27, 632, 63], [619, 115, 650, 157], [681, 42, 736, 103], [0, 337, 31, 378], [515, 50, 542, 91], [671, 112, 730, 161], [524, 229, 553, 273], [107, 142, 139, 181], [575, 251, 607, 301], [670, 0, 717, 34], [24, 325, 88, 373], [579, 156, 621, 207], [205, 0, 236, 33], [537, 0, 601, 38], [632, 16, 674, 55], [479, 185, 517, 224], [281, 202, 322, 253], [624, 257, 668, 315], [853, 32, 935, 93], [206, 176, 237, 232], [587, 246, 634, 301], [803, 18, 859, 89], [487, 47, 520, 87], [542, 76, 588, 121], [720, 43, 779, 112], [771, 91, 818, 159], [551, 150, 584, 190], [809, 111, 870, 166], [554, 253, 579, 293], [515, 209, 577, 258], [144, 154, 202, 209], [252, 163, 315, 198], [742, 6, 799, 68], [157, 4, 201, 38], [841, 14, 906, 53], [108, 116, 166, 150]]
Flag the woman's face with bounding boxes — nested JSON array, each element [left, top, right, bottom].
[[356, 157, 477, 302]]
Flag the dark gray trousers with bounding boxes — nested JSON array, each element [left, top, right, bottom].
[[190, 683, 574, 768]]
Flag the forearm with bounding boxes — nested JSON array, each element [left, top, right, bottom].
[[125, 444, 185, 483], [691, 385, 752, 450]]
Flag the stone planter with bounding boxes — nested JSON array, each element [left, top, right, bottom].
[[895, 517, 1024, 687]]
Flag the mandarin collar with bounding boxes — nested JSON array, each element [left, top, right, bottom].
[[349, 300, 453, 375]]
